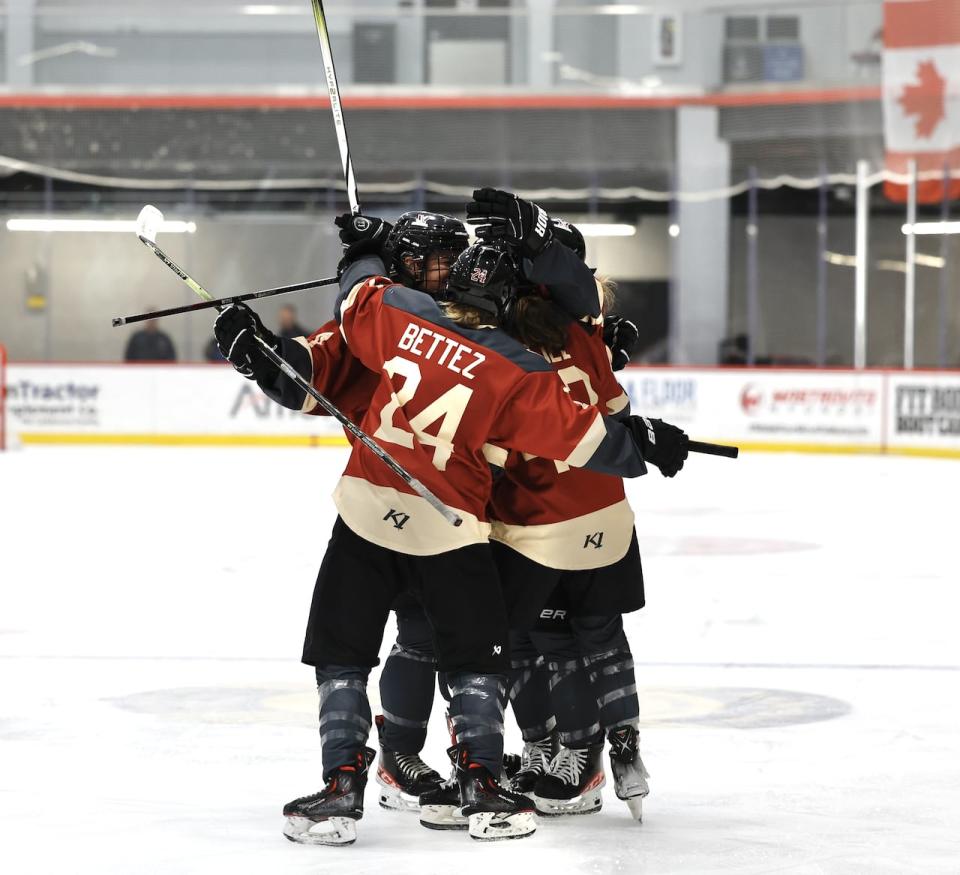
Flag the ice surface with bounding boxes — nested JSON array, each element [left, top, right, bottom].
[[1, 447, 958, 874]]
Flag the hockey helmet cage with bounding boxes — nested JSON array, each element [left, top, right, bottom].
[[445, 244, 519, 320], [384, 211, 469, 291]]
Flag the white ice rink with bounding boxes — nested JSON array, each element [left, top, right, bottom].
[[1, 446, 958, 874]]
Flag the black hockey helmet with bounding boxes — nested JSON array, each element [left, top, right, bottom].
[[445, 244, 519, 320], [549, 218, 586, 262], [384, 211, 469, 292]]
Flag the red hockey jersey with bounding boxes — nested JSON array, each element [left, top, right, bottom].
[[289, 319, 378, 427], [488, 319, 635, 570], [333, 258, 644, 555]]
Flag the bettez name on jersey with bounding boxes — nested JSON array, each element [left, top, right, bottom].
[[396, 322, 485, 380], [332, 254, 649, 557]]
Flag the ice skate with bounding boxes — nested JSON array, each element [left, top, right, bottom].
[[502, 751, 522, 782], [419, 746, 468, 831], [607, 725, 650, 821], [375, 716, 443, 812], [533, 741, 605, 816], [456, 745, 538, 841], [282, 748, 375, 846], [509, 733, 557, 795]]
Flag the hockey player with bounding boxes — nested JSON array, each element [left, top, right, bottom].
[[215, 210, 468, 818], [388, 201, 661, 831], [377, 215, 626, 817], [418, 196, 683, 830], [465, 188, 661, 820], [352, 211, 650, 823], [503, 320, 650, 819], [214, 208, 675, 846]]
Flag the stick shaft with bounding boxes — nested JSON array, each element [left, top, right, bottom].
[[688, 440, 739, 459], [255, 338, 462, 527], [135, 232, 462, 526], [310, 0, 360, 215], [140, 236, 214, 301], [112, 277, 337, 327]]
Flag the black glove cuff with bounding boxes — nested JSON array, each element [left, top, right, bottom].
[[338, 238, 387, 277]]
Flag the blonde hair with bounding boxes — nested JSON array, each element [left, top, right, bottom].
[[596, 274, 617, 315], [440, 301, 496, 329]]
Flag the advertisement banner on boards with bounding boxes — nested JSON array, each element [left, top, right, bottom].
[[616, 368, 884, 447], [5, 363, 959, 457], [886, 373, 960, 451], [5, 364, 343, 439]]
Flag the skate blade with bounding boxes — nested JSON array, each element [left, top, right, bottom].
[[377, 785, 421, 813], [468, 811, 537, 841], [625, 797, 644, 822], [419, 805, 469, 831], [533, 792, 603, 817], [282, 815, 357, 846]]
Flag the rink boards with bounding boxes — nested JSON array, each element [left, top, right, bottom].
[[4, 362, 960, 458]]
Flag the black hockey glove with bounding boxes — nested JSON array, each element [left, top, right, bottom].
[[213, 302, 280, 381], [466, 188, 553, 260], [603, 315, 640, 371], [334, 213, 393, 275], [549, 218, 586, 261], [627, 416, 688, 478]]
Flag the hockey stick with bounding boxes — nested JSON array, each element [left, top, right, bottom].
[[132, 205, 463, 528], [310, 0, 360, 215], [689, 440, 739, 459], [112, 277, 337, 327]]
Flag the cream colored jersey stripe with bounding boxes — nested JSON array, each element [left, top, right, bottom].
[[563, 412, 607, 468], [607, 392, 630, 415], [294, 335, 320, 413]]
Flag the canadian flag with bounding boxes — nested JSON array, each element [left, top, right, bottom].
[[883, 0, 960, 201]]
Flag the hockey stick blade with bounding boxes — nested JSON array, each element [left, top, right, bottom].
[[136, 204, 165, 244], [688, 440, 739, 459]]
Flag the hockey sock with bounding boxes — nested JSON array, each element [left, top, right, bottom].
[[508, 630, 555, 742], [528, 626, 602, 747], [316, 664, 372, 779], [575, 615, 639, 731], [446, 672, 507, 775], [544, 655, 603, 748], [378, 612, 437, 754], [586, 647, 639, 730], [574, 614, 640, 732]]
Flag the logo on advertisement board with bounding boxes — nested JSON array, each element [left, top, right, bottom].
[[7, 379, 101, 426], [230, 384, 297, 419], [739, 384, 878, 416], [896, 384, 960, 436], [626, 377, 697, 414], [740, 384, 763, 414]]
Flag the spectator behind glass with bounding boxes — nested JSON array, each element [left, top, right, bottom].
[[204, 336, 226, 362], [277, 304, 307, 339], [124, 315, 176, 362]]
